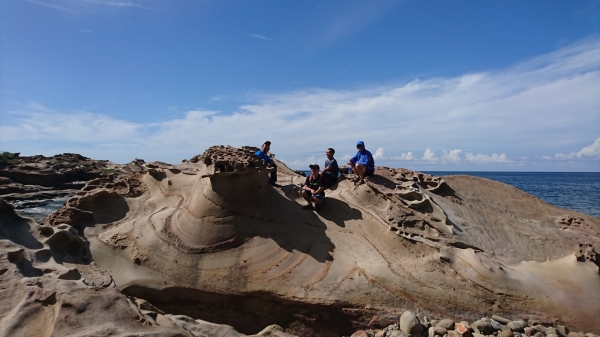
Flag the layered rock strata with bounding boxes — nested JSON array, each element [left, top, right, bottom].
[[1, 145, 599, 336]]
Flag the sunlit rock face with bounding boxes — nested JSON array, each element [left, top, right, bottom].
[[34, 146, 600, 335]]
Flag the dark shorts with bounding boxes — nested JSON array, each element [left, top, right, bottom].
[[322, 174, 338, 187], [365, 168, 374, 177], [304, 190, 324, 200]]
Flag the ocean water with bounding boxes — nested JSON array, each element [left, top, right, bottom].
[[424, 172, 600, 219]]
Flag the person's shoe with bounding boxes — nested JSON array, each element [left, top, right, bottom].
[[302, 204, 313, 210]]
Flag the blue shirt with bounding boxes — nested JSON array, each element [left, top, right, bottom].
[[349, 149, 375, 171], [255, 150, 270, 164]]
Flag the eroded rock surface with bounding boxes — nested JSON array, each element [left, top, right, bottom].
[[2, 146, 600, 336]]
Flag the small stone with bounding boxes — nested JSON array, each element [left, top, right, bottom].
[[567, 333, 583, 337], [400, 311, 423, 335], [429, 327, 436, 337], [501, 331, 514, 337], [389, 331, 408, 337], [448, 331, 460, 337], [533, 326, 547, 335], [435, 327, 448, 336], [508, 322, 527, 332], [473, 334, 486, 337], [547, 334, 558, 337], [524, 327, 534, 336], [437, 319, 456, 330], [556, 326, 569, 336], [459, 322, 471, 330], [375, 331, 386, 337], [491, 320, 503, 330], [431, 320, 440, 328], [457, 324, 470, 335], [352, 330, 369, 337], [546, 328, 558, 336], [533, 332, 545, 337], [492, 316, 512, 325], [472, 320, 495, 335]]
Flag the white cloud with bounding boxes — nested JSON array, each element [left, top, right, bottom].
[[422, 148, 438, 162], [465, 153, 512, 164], [373, 147, 385, 160], [441, 149, 462, 164], [2, 39, 599, 170], [555, 137, 600, 159], [394, 152, 414, 160]]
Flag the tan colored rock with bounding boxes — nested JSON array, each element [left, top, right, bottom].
[[400, 311, 423, 335], [437, 320, 456, 330]]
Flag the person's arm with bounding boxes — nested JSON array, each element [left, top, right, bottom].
[[347, 152, 358, 165]]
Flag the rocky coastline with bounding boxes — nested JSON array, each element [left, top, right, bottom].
[[1, 147, 599, 337]]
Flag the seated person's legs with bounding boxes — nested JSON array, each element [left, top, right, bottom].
[[355, 164, 367, 179], [302, 189, 312, 204], [312, 193, 324, 210]]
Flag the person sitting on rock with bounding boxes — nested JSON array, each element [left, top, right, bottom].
[[255, 141, 280, 187], [347, 140, 375, 186], [321, 148, 339, 188], [302, 164, 324, 211]]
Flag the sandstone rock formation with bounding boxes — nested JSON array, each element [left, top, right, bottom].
[[1, 145, 599, 336]]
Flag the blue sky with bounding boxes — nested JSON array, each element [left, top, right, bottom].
[[1, 0, 599, 171]]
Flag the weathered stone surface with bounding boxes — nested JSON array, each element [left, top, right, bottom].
[[369, 314, 400, 329], [351, 330, 369, 337]]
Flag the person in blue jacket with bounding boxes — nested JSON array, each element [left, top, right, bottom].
[[347, 140, 375, 185], [255, 141, 280, 187]]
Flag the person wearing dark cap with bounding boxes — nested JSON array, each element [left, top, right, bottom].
[[302, 164, 324, 210], [321, 148, 339, 188], [347, 140, 375, 185], [255, 141, 279, 187]]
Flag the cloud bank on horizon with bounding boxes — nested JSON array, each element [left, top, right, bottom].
[[2, 38, 599, 171]]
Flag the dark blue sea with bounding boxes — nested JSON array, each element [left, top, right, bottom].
[[424, 172, 600, 219]]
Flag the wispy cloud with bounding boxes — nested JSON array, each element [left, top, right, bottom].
[[24, 0, 78, 13], [81, 0, 147, 8], [245, 33, 272, 41]]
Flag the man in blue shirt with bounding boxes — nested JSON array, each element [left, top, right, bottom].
[[347, 141, 375, 185], [255, 141, 280, 187]]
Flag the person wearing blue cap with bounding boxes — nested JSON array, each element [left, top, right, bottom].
[[347, 140, 375, 185]]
